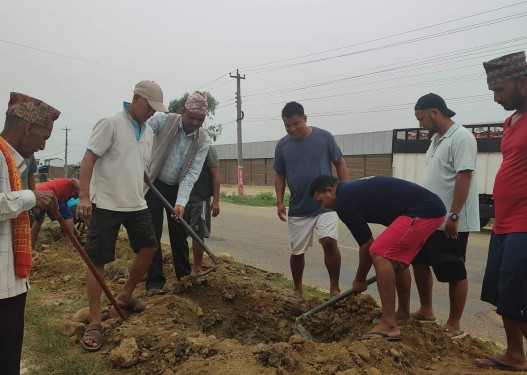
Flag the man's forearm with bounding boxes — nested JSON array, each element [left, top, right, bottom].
[[79, 155, 95, 199], [211, 167, 220, 202], [356, 238, 374, 281], [335, 157, 349, 181], [274, 173, 286, 204], [451, 171, 472, 214]]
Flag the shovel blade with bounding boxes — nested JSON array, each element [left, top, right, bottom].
[[293, 318, 316, 342]]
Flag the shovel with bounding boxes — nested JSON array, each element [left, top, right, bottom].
[[144, 175, 219, 277], [293, 275, 377, 341], [49, 203, 127, 321]]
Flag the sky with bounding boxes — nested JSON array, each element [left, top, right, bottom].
[[0, 0, 525, 165]]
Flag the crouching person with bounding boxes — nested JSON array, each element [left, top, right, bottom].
[[30, 177, 80, 250], [309, 175, 445, 341]]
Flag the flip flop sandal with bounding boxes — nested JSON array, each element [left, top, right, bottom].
[[360, 331, 402, 342], [442, 327, 467, 340], [474, 357, 527, 372], [410, 312, 437, 322], [82, 323, 103, 352]]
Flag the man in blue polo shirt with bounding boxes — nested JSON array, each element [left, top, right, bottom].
[[310, 175, 445, 341]]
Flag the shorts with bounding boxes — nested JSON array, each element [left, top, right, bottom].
[[183, 199, 211, 239], [481, 232, 527, 322], [412, 231, 469, 282], [288, 212, 338, 255], [85, 206, 158, 265], [36, 200, 72, 221], [370, 215, 445, 266]]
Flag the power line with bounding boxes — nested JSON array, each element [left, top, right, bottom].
[[244, 13, 527, 74], [239, 74, 485, 110], [239, 1, 527, 71], [196, 74, 230, 90], [0, 39, 191, 84], [215, 40, 525, 111], [241, 36, 527, 97], [239, 94, 490, 123]]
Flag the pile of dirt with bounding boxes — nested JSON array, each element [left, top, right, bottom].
[[29, 223, 502, 375]]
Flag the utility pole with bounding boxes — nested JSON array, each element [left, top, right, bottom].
[[230, 69, 245, 195], [63, 127, 70, 177]]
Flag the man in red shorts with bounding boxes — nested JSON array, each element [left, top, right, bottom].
[[31, 177, 80, 250], [475, 51, 527, 372], [310, 175, 445, 341]]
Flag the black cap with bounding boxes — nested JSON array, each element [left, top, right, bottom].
[[415, 93, 456, 117]]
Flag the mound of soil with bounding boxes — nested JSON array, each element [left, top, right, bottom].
[[30, 223, 503, 375]]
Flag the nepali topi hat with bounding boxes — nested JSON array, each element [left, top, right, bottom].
[[483, 51, 527, 88], [185, 91, 208, 116], [6, 92, 60, 130]]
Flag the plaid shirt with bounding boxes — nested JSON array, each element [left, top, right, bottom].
[[0, 144, 36, 299]]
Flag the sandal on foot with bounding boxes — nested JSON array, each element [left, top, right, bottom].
[[474, 357, 527, 372], [410, 312, 437, 323], [82, 323, 103, 352], [119, 298, 148, 314], [361, 331, 401, 342], [442, 327, 467, 340]]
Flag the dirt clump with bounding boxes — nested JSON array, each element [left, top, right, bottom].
[[29, 223, 502, 374]]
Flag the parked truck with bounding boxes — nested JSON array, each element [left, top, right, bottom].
[[391, 123, 503, 228]]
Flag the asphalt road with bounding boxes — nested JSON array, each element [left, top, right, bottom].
[[163, 202, 507, 345]]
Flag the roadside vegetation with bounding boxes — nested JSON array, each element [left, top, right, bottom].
[[220, 191, 289, 207], [24, 290, 111, 375]]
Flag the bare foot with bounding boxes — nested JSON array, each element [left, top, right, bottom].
[[288, 290, 302, 299]]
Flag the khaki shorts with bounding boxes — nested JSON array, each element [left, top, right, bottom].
[[288, 212, 339, 255]]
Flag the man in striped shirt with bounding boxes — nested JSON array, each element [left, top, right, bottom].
[[144, 91, 211, 296]]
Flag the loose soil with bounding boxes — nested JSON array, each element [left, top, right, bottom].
[[28, 222, 508, 375]]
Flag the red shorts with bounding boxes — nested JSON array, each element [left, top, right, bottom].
[[369, 215, 445, 266]]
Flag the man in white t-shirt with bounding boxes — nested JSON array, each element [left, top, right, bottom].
[[77, 80, 167, 352]]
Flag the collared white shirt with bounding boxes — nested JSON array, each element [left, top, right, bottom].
[[0, 143, 36, 299]]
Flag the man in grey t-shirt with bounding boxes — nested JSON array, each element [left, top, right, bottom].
[[274, 101, 349, 298]]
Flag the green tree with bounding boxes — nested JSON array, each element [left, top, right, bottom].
[[168, 92, 218, 117], [168, 92, 222, 141]]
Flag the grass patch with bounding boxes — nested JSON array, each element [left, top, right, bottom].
[[220, 191, 289, 207], [23, 289, 112, 375]]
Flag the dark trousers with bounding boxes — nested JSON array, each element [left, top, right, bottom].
[[145, 179, 190, 290], [0, 292, 27, 375]]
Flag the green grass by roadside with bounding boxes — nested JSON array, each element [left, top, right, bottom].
[[23, 289, 112, 375], [220, 191, 290, 207]]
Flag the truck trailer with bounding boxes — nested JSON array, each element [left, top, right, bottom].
[[391, 123, 503, 228]]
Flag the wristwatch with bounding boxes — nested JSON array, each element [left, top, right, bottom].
[[449, 212, 459, 221]]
